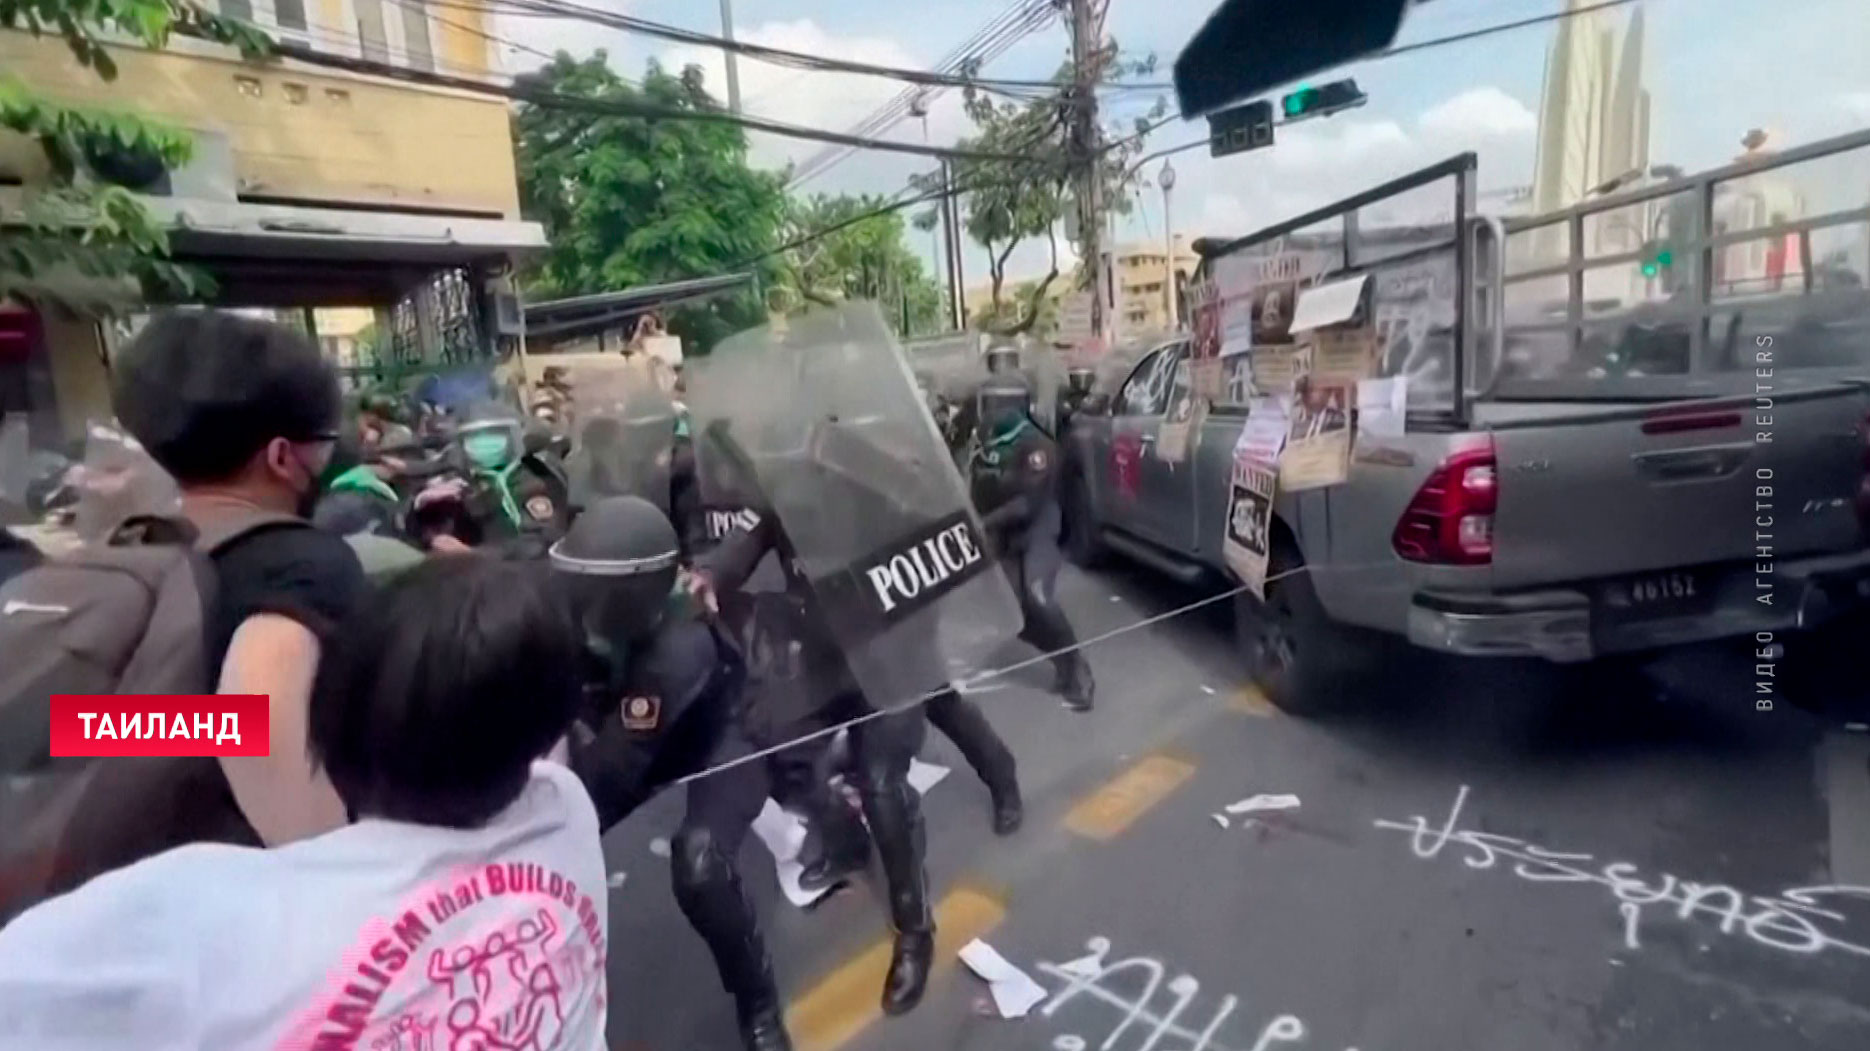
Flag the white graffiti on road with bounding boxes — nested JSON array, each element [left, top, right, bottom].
[[1036, 937, 1310, 1051], [1373, 785, 1870, 959]]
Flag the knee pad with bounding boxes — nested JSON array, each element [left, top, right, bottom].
[[673, 825, 734, 887]]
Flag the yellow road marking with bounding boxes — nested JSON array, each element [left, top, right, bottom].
[[786, 886, 1005, 1051], [1063, 754, 1198, 842], [1231, 685, 1278, 718]]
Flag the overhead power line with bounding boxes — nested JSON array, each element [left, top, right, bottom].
[[788, 0, 1060, 189], [266, 39, 1040, 163], [432, 0, 1081, 91]]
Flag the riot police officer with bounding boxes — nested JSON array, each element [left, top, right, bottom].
[[551, 496, 791, 1051], [1060, 366, 1096, 431], [454, 401, 569, 557], [970, 371, 1096, 710]]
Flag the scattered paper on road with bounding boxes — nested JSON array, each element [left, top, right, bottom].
[[752, 760, 950, 909], [958, 939, 1050, 1019], [1225, 793, 1301, 815], [908, 759, 952, 795], [606, 871, 627, 889], [751, 800, 834, 908], [648, 837, 671, 859], [1211, 813, 1230, 829], [1200, 685, 1217, 696]]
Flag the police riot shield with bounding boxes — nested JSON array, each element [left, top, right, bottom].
[[687, 303, 1024, 708], [564, 367, 676, 514], [1019, 340, 1066, 434], [69, 423, 182, 542]]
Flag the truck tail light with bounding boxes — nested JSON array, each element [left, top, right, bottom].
[[1393, 439, 1498, 566]]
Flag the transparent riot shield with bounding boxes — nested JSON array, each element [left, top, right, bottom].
[[564, 366, 676, 514], [688, 303, 1023, 707], [71, 422, 181, 543], [1018, 339, 1066, 434]]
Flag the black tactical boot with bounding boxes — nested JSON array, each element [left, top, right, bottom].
[[797, 787, 871, 892], [1055, 652, 1095, 712], [671, 826, 795, 1051], [738, 1002, 793, 1051], [862, 779, 936, 1015], [925, 690, 1023, 835]]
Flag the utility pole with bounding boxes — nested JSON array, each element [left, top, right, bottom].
[[718, 0, 743, 113], [1160, 159, 1178, 329], [941, 157, 966, 329], [1068, 0, 1107, 344]]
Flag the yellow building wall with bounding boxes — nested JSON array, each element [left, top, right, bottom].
[[40, 313, 112, 445], [0, 28, 520, 217]]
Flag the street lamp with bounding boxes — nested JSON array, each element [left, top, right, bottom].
[[1159, 160, 1178, 329]]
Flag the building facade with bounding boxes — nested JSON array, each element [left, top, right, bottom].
[[0, 0, 543, 448]]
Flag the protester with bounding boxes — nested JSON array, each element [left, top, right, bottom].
[[110, 310, 367, 847], [0, 557, 608, 1050]]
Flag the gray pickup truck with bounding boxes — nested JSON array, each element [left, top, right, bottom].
[[1063, 132, 1870, 715]]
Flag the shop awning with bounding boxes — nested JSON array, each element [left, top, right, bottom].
[[2, 190, 547, 308]]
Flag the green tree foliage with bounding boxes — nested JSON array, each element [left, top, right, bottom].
[[914, 53, 1164, 335], [512, 53, 787, 352], [775, 192, 945, 337], [0, 0, 270, 310]]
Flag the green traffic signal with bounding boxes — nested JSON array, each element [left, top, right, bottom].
[[1283, 86, 1316, 117], [1641, 262, 1658, 278]]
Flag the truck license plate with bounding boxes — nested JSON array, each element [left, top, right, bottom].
[[1601, 570, 1709, 619]]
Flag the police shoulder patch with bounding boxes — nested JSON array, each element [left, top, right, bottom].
[[620, 695, 661, 731], [525, 495, 556, 521]]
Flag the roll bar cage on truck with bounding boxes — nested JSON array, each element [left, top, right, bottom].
[[1062, 128, 1870, 715]]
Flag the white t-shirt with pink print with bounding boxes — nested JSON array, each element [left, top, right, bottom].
[[0, 761, 609, 1051]]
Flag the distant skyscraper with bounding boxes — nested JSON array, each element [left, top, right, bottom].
[[1526, 0, 1652, 260]]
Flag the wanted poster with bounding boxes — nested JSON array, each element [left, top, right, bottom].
[[1223, 458, 1278, 598], [1250, 343, 1311, 398], [1233, 396, 1289, 465], [1156, 358, 1198, 464], [1310, 325, 1381, 385], [1279, 372, 1352, 490], [1189, 278, 1224, 364]]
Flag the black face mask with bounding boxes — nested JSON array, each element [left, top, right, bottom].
[[298, 439, 358, 519]]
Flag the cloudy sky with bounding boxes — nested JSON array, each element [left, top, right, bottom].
[[491, 0, 1870, 288]]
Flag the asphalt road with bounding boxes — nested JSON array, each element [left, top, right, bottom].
[[599, 561, 1870, 1051]]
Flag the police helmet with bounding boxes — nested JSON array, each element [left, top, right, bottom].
[[977, 371, 1034, 438], [548, 495, 682, 642], [984, 345, 1021, 375]]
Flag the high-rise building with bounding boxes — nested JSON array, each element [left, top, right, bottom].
[[1526, 0, 1652, 258]]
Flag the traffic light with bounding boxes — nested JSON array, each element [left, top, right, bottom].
[[1209, 99, 1275, 158], [1278, 79, 1367, 123], [1641, 245, 1674, 279]]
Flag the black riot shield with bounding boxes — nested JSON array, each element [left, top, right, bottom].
[[687, 303, 1023, 709]]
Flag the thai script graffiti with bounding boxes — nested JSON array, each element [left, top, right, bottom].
[[1373, 784, 1870, 957], [1035, 937, 1311, 1051]]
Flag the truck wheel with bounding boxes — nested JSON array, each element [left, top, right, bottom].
[[1062, 473, 1107, 568], [1234, 539, 1378, 716]]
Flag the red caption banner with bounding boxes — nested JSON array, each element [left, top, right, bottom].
[[48, 695, 270, 758]]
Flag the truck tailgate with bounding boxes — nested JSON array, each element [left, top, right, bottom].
[[1486, 380, 1868, 591]]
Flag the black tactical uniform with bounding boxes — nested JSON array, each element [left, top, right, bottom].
[[970, 373, 1096, 710], [553, 497, 791, 1051], [456, 403, 570, 558], [696, 513, 942, 1015]]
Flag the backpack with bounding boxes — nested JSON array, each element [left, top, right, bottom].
[[0, 510, 303, 924]]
